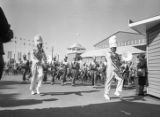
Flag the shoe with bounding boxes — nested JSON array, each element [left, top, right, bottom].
[[31, 91, 36, 95], [114, 91, 120, 96], [138, 93, 144, 96], [104, 94, 110, 100], [93, 85, 96, 87], [36, 88, 41, 94]]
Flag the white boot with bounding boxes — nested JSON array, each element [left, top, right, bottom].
[[36, 88, 41, 94], [114, 91, 120, 96], [31, 91, 36, 95], [104, 94, 110, 100]]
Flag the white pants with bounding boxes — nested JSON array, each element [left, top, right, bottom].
[[30, 63, 44, 92], [104, 70, 123, 95]]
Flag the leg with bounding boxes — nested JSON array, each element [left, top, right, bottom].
[[134, 77, 139, 95], [139, 85, 144, 95], [22, 69, 27, 82], [104, 70, 114, 100], [71, 70, 76, 86], [43, 71, 47, 82], [61, 70, 66, 85], [36, 66, 44, 94], [90, 71, 94, 86], [30, 68, 37, 95], [93, 71, 97, 86], [114, 73, 124, 95], [51, 70, 55, 84]]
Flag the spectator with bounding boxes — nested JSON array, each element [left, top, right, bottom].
[[136, 54, 147, 96], [21, 55, 30, 83], [0, 7, 13, 80]]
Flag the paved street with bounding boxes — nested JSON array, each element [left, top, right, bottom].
[[0, 75, 160, 117]]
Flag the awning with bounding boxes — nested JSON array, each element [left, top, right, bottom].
[[81, 49, 109, 58], [128, 16, 160, 35]]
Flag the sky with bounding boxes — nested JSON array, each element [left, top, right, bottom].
[[1, 0, 160, 60]]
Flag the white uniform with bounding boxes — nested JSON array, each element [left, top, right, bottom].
[[104, 52, 123, 95], [104, 35, 123, 100], [30, 35, 47, 95]]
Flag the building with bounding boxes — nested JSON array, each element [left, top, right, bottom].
[[129, 15, 160, 98], [67, 43, 86, 61], [94, 31, 146, 62], [3, 37, 49, 62]]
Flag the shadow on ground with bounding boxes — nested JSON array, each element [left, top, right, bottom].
[[41, 90, 100, 96], [0, 92, 58, 107], [0, 80, 22, 89], [0, 80, 58, 107], [0, 99, 160, 117]]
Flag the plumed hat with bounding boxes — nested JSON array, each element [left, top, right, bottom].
[[34, 34, 43, 46], [109, 35, 117, 48]]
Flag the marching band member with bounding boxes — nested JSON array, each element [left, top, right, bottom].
[[30, 35, 47, 95], [22, 54, 30, 83], [89, 57, 99, 86], [71, 57, 80, 86], [50, 57, 58, 85], [61, 56, 68, 85], [104, 35, 123, 100]]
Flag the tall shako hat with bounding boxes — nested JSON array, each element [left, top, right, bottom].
[[34, 34, 43, 46], [109, 35, 117, 48]]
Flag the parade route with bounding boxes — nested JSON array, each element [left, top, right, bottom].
[[1, 0, 160, 117], [0, 75, 160, 117]]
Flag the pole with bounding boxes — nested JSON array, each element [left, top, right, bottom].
[[52, 46, 54, 60]]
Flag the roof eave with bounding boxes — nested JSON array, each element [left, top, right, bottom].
[[129, 16, 160, 35]]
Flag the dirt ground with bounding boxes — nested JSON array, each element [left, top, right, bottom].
[[0, 75, 160, 117]]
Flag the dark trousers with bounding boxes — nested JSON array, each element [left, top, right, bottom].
[[138, 76, 146, 95], [71, 69, 78, 85], [23, 68, 29, 81], [43, 71, 48, 82], [90, 70, 97, 86], [51, 70, 56, 83], [135, 77, 145, 95], [81, 70, 88, 82], [0, 55, 4, 80], [61, 70, 67, 83], [135, 77, 139, 95]]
